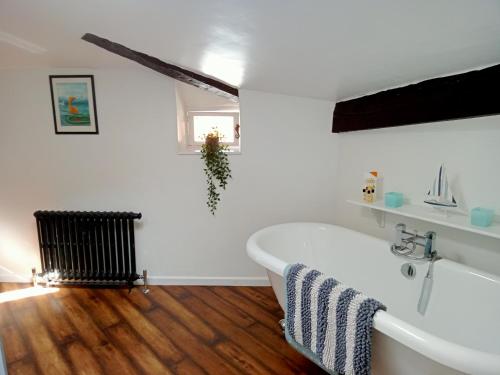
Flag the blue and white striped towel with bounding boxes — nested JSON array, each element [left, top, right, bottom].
[[285, 263, 385, 375]]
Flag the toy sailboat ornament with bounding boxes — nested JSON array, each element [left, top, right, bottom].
[[424, 164, 457, 208]]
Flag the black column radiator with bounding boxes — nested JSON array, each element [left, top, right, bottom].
[[33, 211, 146, 289]]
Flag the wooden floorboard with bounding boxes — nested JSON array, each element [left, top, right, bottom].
[[180, 293, 303, 375], [0, 283, 326, 374]]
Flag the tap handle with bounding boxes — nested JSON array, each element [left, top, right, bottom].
[[423, 231, 436, 257], [424, 231, 436, 239], [395, 223, 406, 247]]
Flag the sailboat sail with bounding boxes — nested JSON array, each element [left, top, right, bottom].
[[424, 164, 457, 208]]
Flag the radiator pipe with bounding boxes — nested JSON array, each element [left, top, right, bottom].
[[143, 269, 150, 294], [32, 267, 37, 287]]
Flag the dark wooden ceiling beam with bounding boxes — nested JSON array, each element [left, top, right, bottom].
[[332, 63, 500, 132], [82, 33, 239, 102]]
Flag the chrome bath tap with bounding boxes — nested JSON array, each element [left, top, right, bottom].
[[391, 223, 437, 260], [391, 223, 439, 315]]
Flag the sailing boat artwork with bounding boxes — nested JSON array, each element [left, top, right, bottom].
[[424, 164, 458, 208], [49, 75, 99, 134]]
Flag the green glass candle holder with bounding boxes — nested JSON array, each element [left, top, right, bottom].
[[470, 207, 494, 228], [384, 192, 404, 208]]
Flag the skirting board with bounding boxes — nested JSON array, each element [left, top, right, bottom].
[[145, 276, 270, 286], [0, 274, 270, 286], [0, 274, 32, 283]]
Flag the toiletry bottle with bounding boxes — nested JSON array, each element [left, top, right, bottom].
[[363, 171, 378, 203]]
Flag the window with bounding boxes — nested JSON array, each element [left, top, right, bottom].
[[175, 82, 240, 154], [185, 111, 240, 152]]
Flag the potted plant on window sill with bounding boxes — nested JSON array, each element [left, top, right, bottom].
[[200, 130, 232, 215]]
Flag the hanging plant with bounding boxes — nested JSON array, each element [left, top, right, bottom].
[[200, 130, 232, 215]]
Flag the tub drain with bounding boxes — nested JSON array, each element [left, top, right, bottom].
[[401, 263, 416, 279]]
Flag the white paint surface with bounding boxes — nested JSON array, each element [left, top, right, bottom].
[[334, 117, 500, 276], [176, 82, 239, 112], [0, 68, 337, 282], [0, 1, 500, 99], [0, 1, 499, 287]]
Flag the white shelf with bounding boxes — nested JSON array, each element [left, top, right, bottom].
[[347, 199, 500, 240]]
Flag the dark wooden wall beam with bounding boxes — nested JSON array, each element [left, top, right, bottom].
[[332, 63, 500, 132], [82, 33, 239, 102]]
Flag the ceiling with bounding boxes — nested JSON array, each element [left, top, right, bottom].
[[1, 0, 499, 100], [176, 82, 239, 112]]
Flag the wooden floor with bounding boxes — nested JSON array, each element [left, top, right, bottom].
[[0, 283, 325, 374]]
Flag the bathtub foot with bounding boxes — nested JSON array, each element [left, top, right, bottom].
[[279, 319, 285, 334]]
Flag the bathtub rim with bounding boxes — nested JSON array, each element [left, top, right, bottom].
[[246, 222, 500, 375]]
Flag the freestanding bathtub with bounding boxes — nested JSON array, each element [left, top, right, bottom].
[[246, 223, 500, 375]]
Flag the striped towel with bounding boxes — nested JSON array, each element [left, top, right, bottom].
[[285, 263, 385, 375]]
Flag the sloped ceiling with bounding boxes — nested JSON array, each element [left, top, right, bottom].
[[1, 0, 499, 100], [176, 82, 239, 111]]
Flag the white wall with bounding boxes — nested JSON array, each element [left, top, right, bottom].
[[334, 117, 500, 275], [0, 67, 338, 283]]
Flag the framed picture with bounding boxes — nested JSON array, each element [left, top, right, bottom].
[[49, 75, 98, 134]]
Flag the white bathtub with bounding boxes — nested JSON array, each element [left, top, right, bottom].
[[246, 223, 500, 375]]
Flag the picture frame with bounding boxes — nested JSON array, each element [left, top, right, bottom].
[[49, 75, 99, 134]]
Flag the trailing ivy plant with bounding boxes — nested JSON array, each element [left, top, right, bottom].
[[200, 130, 232, 215]]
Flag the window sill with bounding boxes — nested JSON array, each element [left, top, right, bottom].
[[177, 149, 241, 155]]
